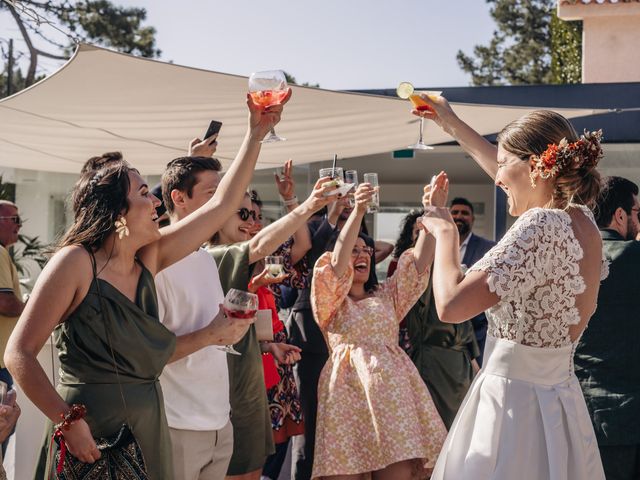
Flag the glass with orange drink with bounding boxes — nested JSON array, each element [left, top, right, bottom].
[[397, 82, 442, 150], [249, 70, 288, 143]]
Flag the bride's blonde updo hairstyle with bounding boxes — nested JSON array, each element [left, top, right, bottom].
[[497, 110, 603, 210]]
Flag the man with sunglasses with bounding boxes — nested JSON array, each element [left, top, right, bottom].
[[0, 200, 25, 458], [575, 176, 640, 480]]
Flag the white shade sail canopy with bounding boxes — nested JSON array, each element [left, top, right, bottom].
[[0, 44, 605, 175]]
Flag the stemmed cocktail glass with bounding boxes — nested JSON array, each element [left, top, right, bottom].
[[397, 82, 442, 150], [249, 70, 288, 143], [220, 288, 258, 355]]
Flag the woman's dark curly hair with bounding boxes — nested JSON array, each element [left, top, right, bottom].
[[392, 209, 424, 259], [58, 161, 134, 252]]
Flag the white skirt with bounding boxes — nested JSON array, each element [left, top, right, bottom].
[[432, 336, 605, 480]]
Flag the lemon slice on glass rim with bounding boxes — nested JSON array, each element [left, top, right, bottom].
[[396, 82, 415, 99]]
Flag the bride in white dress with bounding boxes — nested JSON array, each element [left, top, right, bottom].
[[415, 100, 608, 479]]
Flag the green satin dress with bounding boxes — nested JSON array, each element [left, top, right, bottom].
[[35, 263, 176, 480], [405, 276, 480, 429]]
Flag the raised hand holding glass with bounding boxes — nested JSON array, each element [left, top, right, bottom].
[[249, 70, 288, 143], [397, 82, 442, 150]]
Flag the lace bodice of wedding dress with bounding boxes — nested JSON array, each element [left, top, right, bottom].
[[469, 205, 608, 348]]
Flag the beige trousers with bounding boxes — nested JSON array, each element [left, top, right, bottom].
[[170, 420, 234, 480]]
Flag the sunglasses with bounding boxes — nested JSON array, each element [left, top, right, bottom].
[[237, 208, 257, 222], [351, 246, 374, 257], [0, 215, 22, 226]]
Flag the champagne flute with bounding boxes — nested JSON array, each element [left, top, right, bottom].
[[220, 289, 258, 355], [265, 256, 284, 277], [397, 82, 442, 150], [248, 70, 288, 143]]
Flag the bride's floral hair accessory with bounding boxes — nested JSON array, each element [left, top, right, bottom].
[[530, 129, 604, 187]]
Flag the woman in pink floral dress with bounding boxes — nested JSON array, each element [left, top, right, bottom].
[[311, 181, 447, 480]]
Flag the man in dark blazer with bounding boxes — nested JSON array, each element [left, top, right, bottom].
[[575, 176, 640, 480], [451, 197, 495, 365]]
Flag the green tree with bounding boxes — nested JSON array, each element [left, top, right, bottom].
[[550, 10, 582, 84], [457, 0, 581, 86], [1, 0, 160, 94]]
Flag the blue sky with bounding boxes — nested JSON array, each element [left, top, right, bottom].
[[1, 0, 496, 90]]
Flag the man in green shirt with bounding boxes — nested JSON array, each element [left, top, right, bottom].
[[575, 176, 640, 480]]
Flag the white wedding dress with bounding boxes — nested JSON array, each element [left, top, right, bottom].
[[432, 206, 608, 480]]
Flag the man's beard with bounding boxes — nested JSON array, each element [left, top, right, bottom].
[[340, 208, 353, 221], [626, 217, 639, 241], [455, 220, 470, 237]]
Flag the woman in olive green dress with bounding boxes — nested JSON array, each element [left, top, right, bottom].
[[390, 210, 479, 429], [4, 93, 290, 479]]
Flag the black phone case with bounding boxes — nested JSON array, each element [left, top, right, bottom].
[[204, 120, 222, 141]]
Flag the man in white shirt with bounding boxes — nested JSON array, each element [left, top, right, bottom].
[[156, 155, 236, 480]]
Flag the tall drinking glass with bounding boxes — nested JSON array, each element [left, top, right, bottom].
[[248, 70, 288, 143], [363, 173, 379, 213], [318, 167, 344, 186], [344, 170, 359, 207], [220, 288, 258, 355], [319, 167, 344, 197]]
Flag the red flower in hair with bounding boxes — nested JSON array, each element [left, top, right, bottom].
[[530, 130, 603, 188], [540, 144, 558, 169]]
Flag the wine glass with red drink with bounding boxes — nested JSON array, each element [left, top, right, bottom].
[[221, 288, 258, 355]]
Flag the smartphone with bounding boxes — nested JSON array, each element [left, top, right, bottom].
[[203, 120, 223, 145]]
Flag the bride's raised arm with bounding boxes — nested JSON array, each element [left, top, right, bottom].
[[416, 94, 499, 180]]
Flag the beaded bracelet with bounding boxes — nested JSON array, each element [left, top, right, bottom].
[[51, 404, 87, 474], [281, 195, 298, 207], [55, 403, 87, 432]]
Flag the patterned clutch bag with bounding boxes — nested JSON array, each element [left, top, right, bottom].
[[54, 423, 148, 479]]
